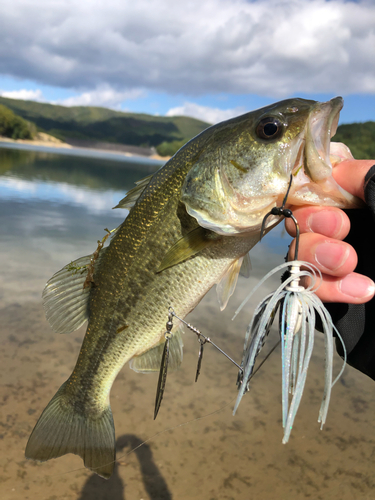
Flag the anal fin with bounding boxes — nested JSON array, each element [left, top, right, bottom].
[[130, 327, 184, 373]]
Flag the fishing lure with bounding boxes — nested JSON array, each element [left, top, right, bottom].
[[233, 182, 347, 443]]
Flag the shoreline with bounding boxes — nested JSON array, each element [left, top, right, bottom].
[[0, 135, 170, 165]]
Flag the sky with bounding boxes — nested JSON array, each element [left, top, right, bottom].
[[0, 0, 374, 124]]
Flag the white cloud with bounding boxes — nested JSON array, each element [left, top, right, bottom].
[[0, 88, 44, 101], [166, 102, 246, 124], [58, 85, 144, 109], [0, 0, 373, 98]]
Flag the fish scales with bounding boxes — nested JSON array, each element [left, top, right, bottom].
[[72, 190, 256, 408], [68, 138, 212, 402]]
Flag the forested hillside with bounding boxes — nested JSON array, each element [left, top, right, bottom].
[[0, 96, 209, 155], [333, 122, 375, 159], [0, 96, 373, 158]]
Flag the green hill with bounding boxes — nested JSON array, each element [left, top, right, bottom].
[[333, 122, 375, 160], [0, 96, 210, 154], [0, 96, 373, 158]]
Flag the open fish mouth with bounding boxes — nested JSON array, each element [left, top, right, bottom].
[[303, 96, 342, 182], [288, 97, 361, 208], [303, 97, 344, 182]]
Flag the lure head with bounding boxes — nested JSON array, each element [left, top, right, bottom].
[[181, 97, 359, 235]]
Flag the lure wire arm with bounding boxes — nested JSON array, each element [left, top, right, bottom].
[[170, 310, 243, 374], [260, 174, 300, 260], [154, 306, 280, 417]]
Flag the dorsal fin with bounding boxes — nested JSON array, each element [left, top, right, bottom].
[[129, 327, 184, 373], [42, 248, 108, 334], [158, 226, 220, 273], [113, 174, 154, 209]]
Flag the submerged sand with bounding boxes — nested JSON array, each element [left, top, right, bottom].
[[1, 273, 375, 500]]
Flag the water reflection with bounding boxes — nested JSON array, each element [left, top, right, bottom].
[[0, 146, 162, 214], [0, 147, 163, 308]]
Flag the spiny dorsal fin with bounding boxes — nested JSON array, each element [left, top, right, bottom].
[[129, 326, 184, 373], [113, 174, 154, 209], [109, 224, 122, 240], [239, 252, 252, 278], [216, 256, 243, 311], [158, 226, 220, 273], [42, 248, 108, 334]]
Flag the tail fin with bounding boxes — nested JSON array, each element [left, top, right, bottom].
[[25, 383, 116, 479]]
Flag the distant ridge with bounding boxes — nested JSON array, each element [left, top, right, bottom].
[[0, 96, 210, 156], [333, 121, 375, 160], [0, 96, 373, 159]]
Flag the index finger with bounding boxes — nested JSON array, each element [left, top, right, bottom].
[[332, 159, 375, 202], [285, 206, 350, 239]]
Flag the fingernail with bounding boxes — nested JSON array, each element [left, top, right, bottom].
[[340, 274, 375, 299], [307, 211, 343, 237], [315, 242, 349, 271]]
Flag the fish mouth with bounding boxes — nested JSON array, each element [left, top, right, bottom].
[[302, 96, 342, 182], [288, 97, 361, 208]]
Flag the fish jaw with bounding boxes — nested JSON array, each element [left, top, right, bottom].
[[287, 97, 362, 208]]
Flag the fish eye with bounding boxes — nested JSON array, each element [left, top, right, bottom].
[[255, 117, 283, 140]]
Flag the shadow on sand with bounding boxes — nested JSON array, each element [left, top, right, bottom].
[[78, 434, 172, 500]]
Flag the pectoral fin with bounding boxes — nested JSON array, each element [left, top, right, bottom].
[[158, 226, 219, 272], [239, 252, 252, 278], [216, 256, 244, 311], [129, 327, 184, 373]]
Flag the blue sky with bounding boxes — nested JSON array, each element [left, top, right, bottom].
[[0, 0, 374, 124]]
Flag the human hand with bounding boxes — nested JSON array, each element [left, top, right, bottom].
[[285, 159, 375, 304]]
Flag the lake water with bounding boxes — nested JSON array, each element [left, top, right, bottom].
[[1, 146, 375, 500]]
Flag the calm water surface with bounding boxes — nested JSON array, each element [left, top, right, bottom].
[[1, 147, 375, 500]]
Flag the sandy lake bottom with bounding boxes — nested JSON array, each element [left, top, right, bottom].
[[2, 277, 375, 500]]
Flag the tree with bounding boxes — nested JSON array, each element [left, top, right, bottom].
[[0, 104, 35, 140]]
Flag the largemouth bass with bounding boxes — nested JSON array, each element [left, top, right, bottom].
[[25, 97, 358, 478]]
